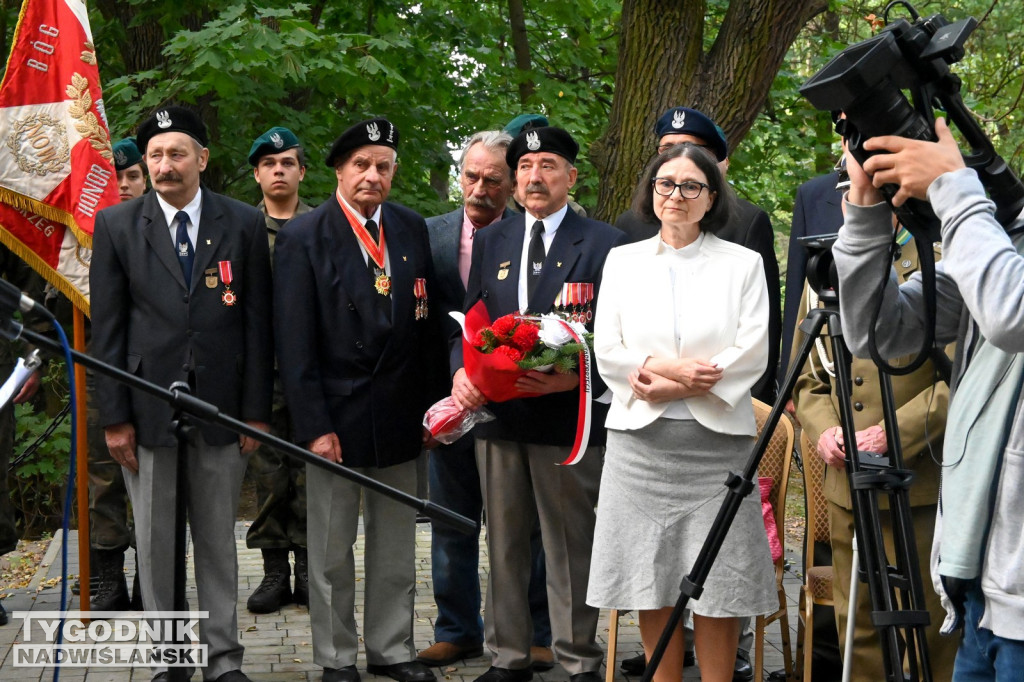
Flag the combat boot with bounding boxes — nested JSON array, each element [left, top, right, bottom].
[[91, 549, 131, 613], [247, 548, 291, 613], [292, 547, 308, 606]]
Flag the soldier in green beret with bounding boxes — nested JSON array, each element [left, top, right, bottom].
[[244, 126, 313, 613], [112, 137, 147, 202]]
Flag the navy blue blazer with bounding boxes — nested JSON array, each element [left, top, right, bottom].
[[274, 198, 444, 468], [779, 171, 844, 382], [615, 198, 782, 404], [91, 187, 274, 447], [453, 209, 626, 447]]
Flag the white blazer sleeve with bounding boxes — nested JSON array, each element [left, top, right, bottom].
[[707, 254, 770, 408], [594, 250, 649, 407]]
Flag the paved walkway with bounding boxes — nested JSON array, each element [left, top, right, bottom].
[[0, 520, 802, 681]]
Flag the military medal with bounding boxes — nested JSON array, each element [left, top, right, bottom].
[[558, 282, 594, 323], [204, 268, 218, 289], [219, 260, 237, 306], [374, 269, 392, 296], [336, 189, 390, 297], [497, 260, 511, 281], [413, 278, 429, 320]]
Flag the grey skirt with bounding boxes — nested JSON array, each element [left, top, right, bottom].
[[586, 418, 777, 617]]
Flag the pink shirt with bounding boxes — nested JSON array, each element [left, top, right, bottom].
[[459, 210, 504, 287]]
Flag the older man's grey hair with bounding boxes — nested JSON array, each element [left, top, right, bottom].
[[457, 130, 513, 171]]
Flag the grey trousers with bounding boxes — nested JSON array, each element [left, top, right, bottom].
[[125, 437, 247, 681], [307, 456, 420, 669], [476, 438, 604, 675]]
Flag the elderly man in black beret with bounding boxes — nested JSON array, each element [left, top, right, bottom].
[[450, 126, 625, 682], [91, 105, 274, 682], [243, 125, 313, 614], [274, 117, 443, 682]]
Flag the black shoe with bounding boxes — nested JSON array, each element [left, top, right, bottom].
[[247, 548, 292, 613], [733, 652, 753, 682], [215, 671, 252, 682], [0, 599, 7, 626], [324, 666, 361, 682], [621, 651, 695, 675], [620, 653, 645, 675], [293, 547, 308, 606], [91, 549, 131, 613], [366, 661, 436, 682], [473, 667, 532, 682], [570, 674, 601, 682]]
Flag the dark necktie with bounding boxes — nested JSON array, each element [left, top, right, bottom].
[[175, 210, 194, 287], [364, 218, 391, 320], [527, 220, 546, 304]]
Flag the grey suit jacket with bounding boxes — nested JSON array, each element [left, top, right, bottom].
[[90, 187, 274, 447]]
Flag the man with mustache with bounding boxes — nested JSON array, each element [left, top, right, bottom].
[[419, 130, 553, 670], [450, 126, 625, 682], [243, 126, 312, 614], [91, 105, 273, 682]]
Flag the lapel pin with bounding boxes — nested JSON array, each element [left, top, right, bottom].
[[206, 239, 211, 245], [557, 261, 562, 267], [403, 256, 407, 261]]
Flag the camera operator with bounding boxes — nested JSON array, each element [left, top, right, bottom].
[[833, 116, 1024, 680]]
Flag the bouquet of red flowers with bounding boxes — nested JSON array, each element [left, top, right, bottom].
[[424, 300, 594, 465]]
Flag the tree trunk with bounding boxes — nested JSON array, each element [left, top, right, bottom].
[[507, 0, 535, 105], [592, 0, 828, 223]]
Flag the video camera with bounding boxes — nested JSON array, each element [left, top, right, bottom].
[[800, 1, 1024, 242]]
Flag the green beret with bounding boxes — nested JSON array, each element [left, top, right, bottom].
[[504, 113, 549, 138], [112, 138, 142, 171], [248, 126, 301, 166]]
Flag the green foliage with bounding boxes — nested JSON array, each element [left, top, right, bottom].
[[9, 363, 72, 539]]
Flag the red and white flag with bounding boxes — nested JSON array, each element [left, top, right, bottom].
[[0, 0, 119, 314]]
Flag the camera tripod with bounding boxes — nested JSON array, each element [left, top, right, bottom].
[[641, 261, 936, 682]]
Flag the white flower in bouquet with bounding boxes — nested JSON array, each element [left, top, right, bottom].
[[538, 314, 586, 349]]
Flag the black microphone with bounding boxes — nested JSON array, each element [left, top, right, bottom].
[[0, 276, 46, 316]]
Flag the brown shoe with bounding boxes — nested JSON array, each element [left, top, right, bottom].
[[415, 642, 485, 667], [530, 646, 554, 672]]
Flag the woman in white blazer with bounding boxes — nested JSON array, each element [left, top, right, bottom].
[[587, 144, 776, 682]]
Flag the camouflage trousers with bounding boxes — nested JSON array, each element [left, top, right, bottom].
[[87, 368, 133, 551], [245, 401, 306, 549]]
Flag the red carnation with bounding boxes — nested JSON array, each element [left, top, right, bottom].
[[471, 331, 486, 348], [491, 315, 517, 338], [511, 322, 540, 351], [494, 345, 523, 363]]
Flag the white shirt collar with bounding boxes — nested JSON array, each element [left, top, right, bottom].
[[156, 189, 202, 230], [337, 192, 382, 226]]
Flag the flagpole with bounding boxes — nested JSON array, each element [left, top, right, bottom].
[[73, 307, 90, 612]]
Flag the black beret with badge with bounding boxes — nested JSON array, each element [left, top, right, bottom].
[[112, 138, 142, 171], [247, 126, 301, 166], [135, 105, 209, 154], [505, 126, 579, 168], [653, 106, 728, 162], [325, 117, 399, 168]]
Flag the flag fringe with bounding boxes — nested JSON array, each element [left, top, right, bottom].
[[0, 222, 90, 317], [0, 188, 94, 251]]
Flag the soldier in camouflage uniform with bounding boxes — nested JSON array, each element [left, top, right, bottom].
[[244, 127, 312, 613]]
